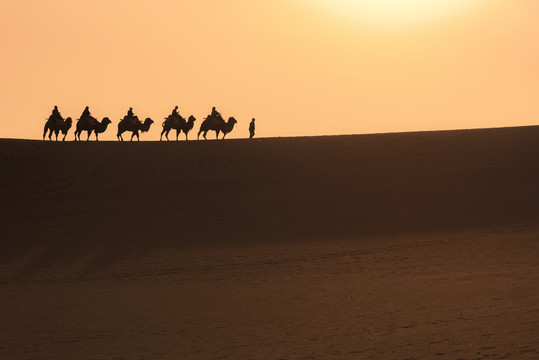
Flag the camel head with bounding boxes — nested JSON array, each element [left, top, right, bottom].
[[141, 117, 154, 133], [228, 117, 237, 125], [62, 117, 73, 134], [102, 117, 112, 125], [188, 115, 196, 124]]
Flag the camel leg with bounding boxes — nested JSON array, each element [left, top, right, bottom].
[[43, 124, 48, 140], [87, 130, 91, 141], [160, 129, 166, 141], [176, 130, 180, 141], [95, 132, 99, 141], [55, 130, 59, 141], [215, 130, 220, 139], [223, 132, 227, 139], [203, 131, 208, 140], [131, 131, 140, 141], [62, 132, 67, 141]]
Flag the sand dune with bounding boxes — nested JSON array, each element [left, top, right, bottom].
[[1, 127, 539, 359]]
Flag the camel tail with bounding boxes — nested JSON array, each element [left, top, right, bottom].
[[43, 123, 49, 139]]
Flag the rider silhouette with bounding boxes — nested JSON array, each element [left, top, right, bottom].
[[172, 106, 179, 117], [81, 106, 90, 118], [81, 106, 97, 126], [51, 106, 63, 125], [125, 107, 137, 124], [210, 106, 222, 119]]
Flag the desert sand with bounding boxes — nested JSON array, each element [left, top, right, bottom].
[[1, 127, 539, 359]]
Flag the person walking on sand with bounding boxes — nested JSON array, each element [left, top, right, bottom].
[[249, 118, 255, 139]]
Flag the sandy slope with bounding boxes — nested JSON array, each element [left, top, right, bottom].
[[1, 127, 539, 359]]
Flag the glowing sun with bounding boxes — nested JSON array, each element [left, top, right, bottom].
[[308, 0, 484, 27]]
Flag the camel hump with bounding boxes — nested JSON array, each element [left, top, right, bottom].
[[163, 117, 173, 127], [123, 115, 139, 125], [206, 114, 224, 126], [167, 115, 182, 126], [80, 114, 97, 125]]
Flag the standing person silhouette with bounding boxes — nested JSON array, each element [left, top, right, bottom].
[[249, 118, 255, 139]]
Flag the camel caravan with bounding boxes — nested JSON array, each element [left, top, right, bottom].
[[43, 106, 255, 141]]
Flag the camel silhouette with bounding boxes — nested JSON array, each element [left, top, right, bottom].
[[43, 115, 73, 141], [197, 113, 237, 140], [75, 116, 112, 141], [160, 114, 197, 141], [117, 117, 154, 141]]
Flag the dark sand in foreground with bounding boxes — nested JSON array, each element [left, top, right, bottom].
[[1, 127, 539, 359]]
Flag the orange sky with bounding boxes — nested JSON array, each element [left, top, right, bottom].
[[1, 0, 538, 140]]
